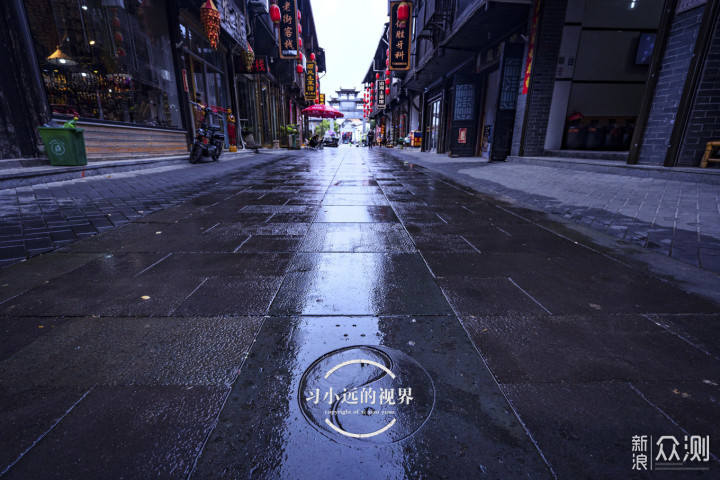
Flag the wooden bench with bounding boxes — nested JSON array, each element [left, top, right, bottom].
[[700, 141, 720, 168]]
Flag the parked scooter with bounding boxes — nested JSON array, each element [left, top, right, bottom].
[[190, 105, 224, 164]]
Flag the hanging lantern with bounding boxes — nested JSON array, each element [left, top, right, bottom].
[[298, 51, 303, 61], [297, 10, 301, 20], [270, 3, 281, 23], [398, 2, 410, 27], [310, 52, 316, 61], [385, 88, 390, 95], [298, 37, 302, 48], [200, 0, 221, 50], [385, 69, 390, 76], [386, 59, 389, 66], [296, 64, 303, 74], [375, 73, 379, 79], [298, 24, 302, 35], [315, 98, 319, 104]]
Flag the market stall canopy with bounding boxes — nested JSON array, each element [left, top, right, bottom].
[[301, 104, 344, 119]]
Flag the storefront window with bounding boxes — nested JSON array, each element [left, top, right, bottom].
[[180, 21, 229, 140], [25, 0, 182, 128]]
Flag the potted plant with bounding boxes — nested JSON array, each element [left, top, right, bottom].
[[281, 124, 300, 149], [241, 125, 255, 146]]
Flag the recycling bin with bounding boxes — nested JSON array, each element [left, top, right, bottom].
[[37, 127, 88, 166]]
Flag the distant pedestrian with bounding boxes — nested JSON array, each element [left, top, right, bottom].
[[367, 131, 375, 148]]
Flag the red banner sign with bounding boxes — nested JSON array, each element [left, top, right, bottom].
[[522, 0, 541, 95]]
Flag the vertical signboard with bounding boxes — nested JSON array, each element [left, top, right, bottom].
[[319, 94, 325, 104], [389, 1, 412, 71], [376, 80, 386, 109], [522, 0, 541, 94], [278, 0, 299, 59], [305, 61, 317, 99]]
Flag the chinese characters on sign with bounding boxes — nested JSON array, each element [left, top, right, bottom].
[[278, 0, 298, 59], [632, 435, 711, 471], [389, 1, 412, 71], [319, 94, 325, 104], [377, 80, 386, 110], [236, 56, 268, 74], [305, 61, 317, 99]]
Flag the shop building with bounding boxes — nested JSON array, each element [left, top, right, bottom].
[[364, 0, 720, 168], [0, 0, 325, 159]]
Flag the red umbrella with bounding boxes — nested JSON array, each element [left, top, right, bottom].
[[301, 104, 344, 119]]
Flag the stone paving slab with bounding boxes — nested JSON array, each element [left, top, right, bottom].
[[387, 149, 720, 275], [0, 146, 718, 478]]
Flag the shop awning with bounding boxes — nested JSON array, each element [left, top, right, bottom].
[[302, 104, 344, 119]]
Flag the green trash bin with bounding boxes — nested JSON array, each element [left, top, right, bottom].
[[37, 127, 88, 166]]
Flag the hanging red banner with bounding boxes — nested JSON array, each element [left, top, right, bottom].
[[522, 0, 541, 95]]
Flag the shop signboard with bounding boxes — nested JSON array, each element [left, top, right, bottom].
[[458, 128, 467, 144], [278, 0, 299, 59], [389, 1, 412, 71], [377, 79, 386, 110], [235, 56, 269, 74], [305, 61, 317, 99], [319, 94, 325, 104], [218, 0, 248, 50]]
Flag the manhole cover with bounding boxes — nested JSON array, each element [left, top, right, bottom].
[[299, 346, 435, 445]]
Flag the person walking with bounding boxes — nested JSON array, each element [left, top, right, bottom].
[[367, 130, 375, 149]]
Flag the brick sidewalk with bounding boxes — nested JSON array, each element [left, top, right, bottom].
[[386, 148, 720, 274], [0, 153, 289, 267]]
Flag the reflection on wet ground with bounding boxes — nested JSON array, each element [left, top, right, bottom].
[[1, 146, 719, 479]]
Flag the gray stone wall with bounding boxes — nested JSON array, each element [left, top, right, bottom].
[[638, 6, 704, 165], [678, 7, 720, 166]]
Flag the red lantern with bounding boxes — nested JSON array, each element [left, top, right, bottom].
[[298, 52, 303, 61], [200, 0, 221, 50], [298, 24, 302, 35], [375, 73, 379, 79], [298, 37, 302, 48], [386, 59, 389, 66], [385, 88, 390, 95], [398, 2, 410, 25], [296, 64, 303, 74], [386, 49, 389, 56], [310, 52, 315, 61], [297, 10, 301, 20], [385, 69, 390, 76], [269, 3, 281, 23]]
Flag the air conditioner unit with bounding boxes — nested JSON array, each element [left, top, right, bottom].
[[247, 0, 269, 13]]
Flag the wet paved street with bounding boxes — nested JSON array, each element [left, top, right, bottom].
[[1, 146, 719, 478]]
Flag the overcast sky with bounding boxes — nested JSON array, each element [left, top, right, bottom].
[[312, 0, 388, 98]]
